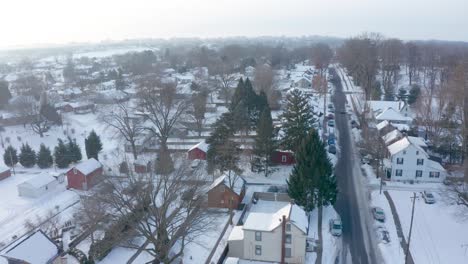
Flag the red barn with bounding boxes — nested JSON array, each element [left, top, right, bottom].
[[66, 158, 103, 190], [0, 166, 11, 181], [134, 160, 151, 174], [207, 174, 246, 210], [187, 141, 209, 160], [271, 150, 295, 165]]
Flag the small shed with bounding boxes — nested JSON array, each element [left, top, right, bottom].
[[271, 150, 295, 165], [67, 158, 103, 190], [17, 173, 59, 198], [4, 230, 59, 264], [187, 141, 209, 160], [134, 160, 151, 174], [0, 166, 11, 181], [207, 174, 246, 210]]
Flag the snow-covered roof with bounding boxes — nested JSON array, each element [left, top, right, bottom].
[[208, 174, 245, 195], [407, 136, 428, 148], [18, 173, 56, 189], [376, 107, 412, 122], [5, 230, 58, 264], [391, 123, 410, 132], [188, 141, 209, 153], [427, 159, 446, 172], [0, 166, 9, 174], [73, 158, 102, 175], [382, 130, 402, 145], [228, 225, 244, 241], [376, 120, 390, 131], [368, 100, 405, 114], [243, 200, 308, 234], [387, 137, 427, 157]]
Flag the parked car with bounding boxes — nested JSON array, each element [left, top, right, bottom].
[[329, 219, 342, 236], [327, 113, 335, 120], [376, 226, 390, 244], [372, 207, 386, 222], [328, 144, 337, 154], [328, 103, 334, 109], [350, 120, 358, 128], [361, 156, 370, 164], [328, 120, 335, 127], [423, 191, 436, 204]]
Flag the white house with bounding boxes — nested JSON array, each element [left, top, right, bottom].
[[228, 199, 308, 264], [385, 137, 446, 182], [375, 107, 413, 125], [17, 173, 60, 198], [367, 100, 410, 117], [3, 230, 59, 264]]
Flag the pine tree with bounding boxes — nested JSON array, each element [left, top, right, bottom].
[[252, 105, 276, 176], [37, 144, 53, 169], [230, 78, 246, 111], [287, 130, 336, 212], [3, 145, 18, 167], [85, 130, 103, 160], [54, 139, 71, 168], [67, 137, 82, 163], [19, 143, 36, 168], [280, 89, 315, 153]]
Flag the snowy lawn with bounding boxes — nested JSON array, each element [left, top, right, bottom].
[[242, 165, 293, 185], [389, 190, 468, 264], [307, 206, 341, 264]]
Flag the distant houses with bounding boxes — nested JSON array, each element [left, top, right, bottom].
[[66, 158, 103, 190]]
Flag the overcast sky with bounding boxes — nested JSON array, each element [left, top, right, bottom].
[[1, 0, 467, 48]]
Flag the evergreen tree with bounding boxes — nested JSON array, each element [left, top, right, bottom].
[[54, 139, 71, 168], [252, 105, 276, 176], [280, 89, 315, 153], [0, 80, 11, 107], [287, 130, 337, 212], [3, 145, 18, 167], [67, 137, 82, 163], [37, 144, 53, 169], [19, 143, 36, 168], [230, 78, 246, 111], [407, 84, 421, 105], [85, 130, 103, 160]]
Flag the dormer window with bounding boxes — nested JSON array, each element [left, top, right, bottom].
[[403, 151, 406, 155], [73, 168, 77, 174]]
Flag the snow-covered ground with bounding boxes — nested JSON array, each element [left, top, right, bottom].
[[242, 165, 293, 185], [389, 190, 468, 264]]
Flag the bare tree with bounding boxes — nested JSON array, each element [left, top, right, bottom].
[[95, 160, 213, 264], [100, 102, 145, 160], [217, 72, 237, 105], [379, 38, 403, 98], [190, 92, 207, 137], [138, 80, 188, 150], [254, 64, 281, 109], [76, 195, 109, 244]]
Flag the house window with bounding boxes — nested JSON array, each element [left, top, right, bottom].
[[286, 223, 291, 232], [255, 231, 262, 241], [73, 168, 77, 174], [403, 151, 407, 155], [417, 159, 424, 166], [395, 169, 403, 177], [416, 151, 419, 155], [286, 234, 292, 244], [255, 245, 262, 255], [429, 172, 440, 178], [396, 158, 404, 165], [282, 155, 287, 162], [415, 170, 423, 178], [285, 247, 292, 258]]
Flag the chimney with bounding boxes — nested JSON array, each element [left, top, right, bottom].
[[281, 215, 286, 264]]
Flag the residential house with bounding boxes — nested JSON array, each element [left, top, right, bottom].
[[17, 173, 60, 198], [271, 150, 295, 165], [367, 100, 411, 117], [0, 166, 11, 181], [2, 230, 59, 264], [187, 141, 209, 160], [385, 137, 446, 182], [66, 158, 103, 190], [207, 174, 246, 210], [228, 194, 308, 264]]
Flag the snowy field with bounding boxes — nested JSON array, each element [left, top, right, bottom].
[[389, 190, 468, 264]]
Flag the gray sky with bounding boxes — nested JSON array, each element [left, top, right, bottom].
[[1, 0, 467, 48]]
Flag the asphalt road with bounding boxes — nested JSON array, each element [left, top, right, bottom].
[[330, 68, 379, 264]]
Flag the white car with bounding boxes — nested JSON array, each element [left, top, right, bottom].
[[329, 219, 342, 236], [423, 191, 436, 204]]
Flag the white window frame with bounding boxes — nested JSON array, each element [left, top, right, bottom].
[[417, 159, 424, 166], [285, 247, 292, 258], [285, 234, 292, 244], [255, 245, 262, 255], [281, 155, 287, 162], [415, 170, 423, 178], [255, 231, 262, 241], [395, 169, 403, 177], [396, 158, 404, 165]]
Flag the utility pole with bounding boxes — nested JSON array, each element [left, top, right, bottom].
[[9, 148, 16, 175], [405, 192, 417, 264]]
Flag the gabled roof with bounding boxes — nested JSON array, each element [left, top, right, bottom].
[[243, 200, 308, 234], [376, 107, 412, 122], [72, 158, 102, 175], [382, 130, 402, 145], [387, 137, 427, 157], [5, 230, 58, 264], [18, 173, 56, 189], [188, 141, 209, 153], [208, 174, 245, 196], [407, 136, 428, 148], [0, 166, 9, 174], [427, 159, 446, 172], [376, 120, 390, 131], [368, 100, 406, 114]]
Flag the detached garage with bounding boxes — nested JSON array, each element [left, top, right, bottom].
[[0, 166, 11, 181], [17, 173, 59, 198]]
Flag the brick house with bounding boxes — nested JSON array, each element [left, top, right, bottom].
[[0, 166, 11, 181], [66, 158, 103, 190], [207, 174, 246, 210], [271, 150, 295, 165], [187, 141, 208, 160]]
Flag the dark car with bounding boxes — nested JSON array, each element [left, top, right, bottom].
[[328, 145, 337, 154]]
